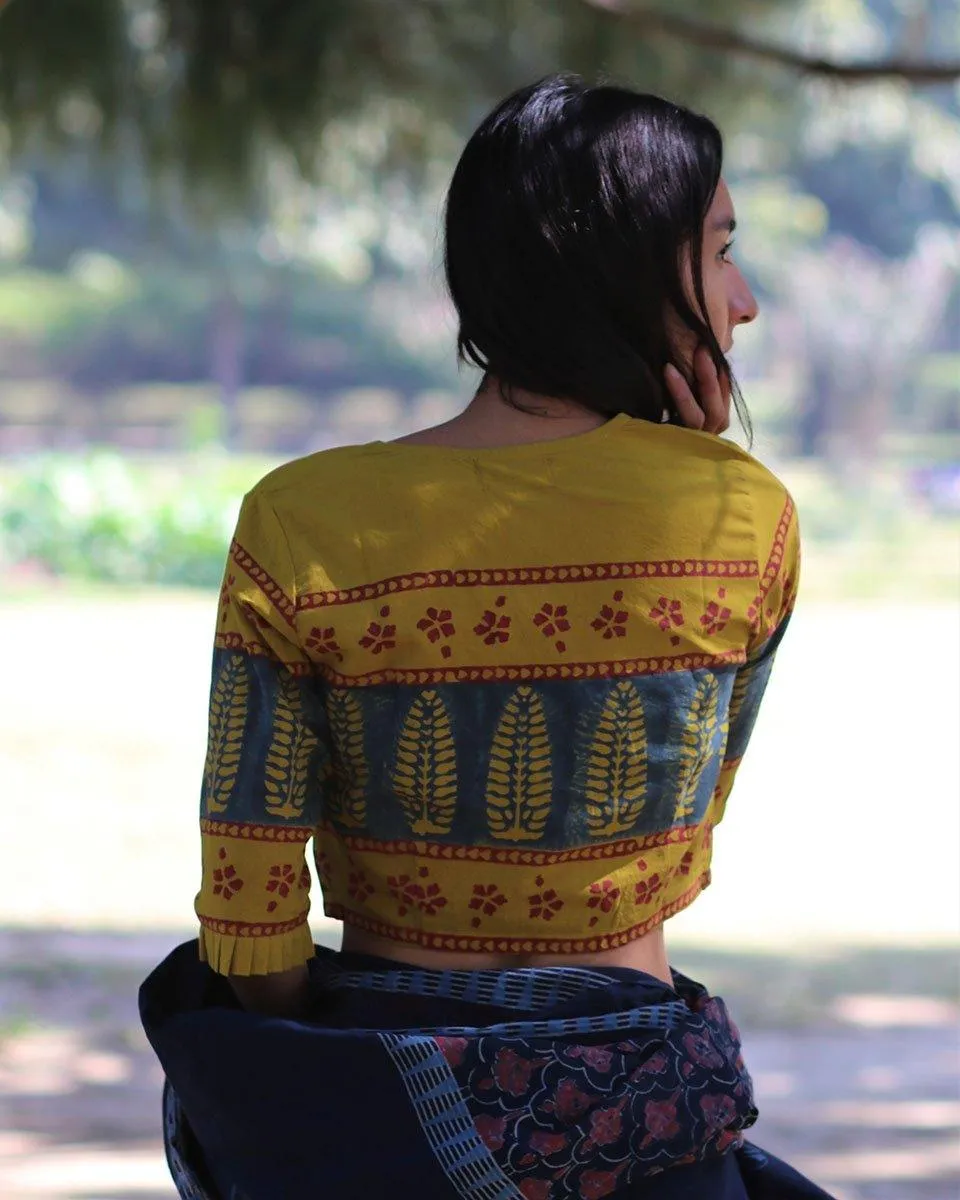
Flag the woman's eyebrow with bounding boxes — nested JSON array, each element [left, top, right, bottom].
[[711, 215, 737, 234]]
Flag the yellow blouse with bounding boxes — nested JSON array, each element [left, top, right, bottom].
[[195, 413, 799, 974]]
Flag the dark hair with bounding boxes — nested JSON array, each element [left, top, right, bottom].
[[444, 74, 748, 434]]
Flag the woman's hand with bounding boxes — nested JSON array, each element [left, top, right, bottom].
[[664, 345, 730, 434], [229, 964, 310, 1018]]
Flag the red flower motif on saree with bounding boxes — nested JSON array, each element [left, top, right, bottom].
[[543, 1077, 596, 1123], [676, 848, 695, 877], [579, 1163, 629, 1198], [519, 1181, 552, 1200], [533, 602, 571, 653], [468, 882, 508, 928], [359, 606, 396, 655], [306, 625, 343, 661], [417, 607, 456, 659], [212, 847, 244, 900], [388, 866, 447, 917], [643, 1095, 680, 1141], [493, 1048, 548, 1097], [586, 878, 620, 926], [633, 874, 663, 906], [347, 869, 374, 903], [650, 596, 684, 635], [701, 1092, 737, 1132], [474, 596, 511, 646], [218, 574, 236, 625], [591, 591, 629, 640], [265, 862, 296, 912], [700, 588, 732, 637], [528, 875, 564, 921]]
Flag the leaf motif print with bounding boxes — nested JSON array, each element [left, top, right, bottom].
[[585, 681, 648, 837], [675, 675, 724, 821], [486, 686, 553, 842], [727, 664, 751, 736], [264, 672, 319, 819], [391, 691, 458, 835], [325, 689, 369, 828], [203, 654, 249, 814]]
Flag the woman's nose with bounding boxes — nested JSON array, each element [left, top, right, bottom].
[[733, 270, 759, 326]]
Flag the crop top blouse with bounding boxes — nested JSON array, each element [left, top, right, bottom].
[[194, 411, 800, 975]]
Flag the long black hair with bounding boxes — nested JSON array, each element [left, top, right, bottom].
[[444, 74, 748, 433]]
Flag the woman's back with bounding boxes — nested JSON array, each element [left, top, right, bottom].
[[196, 412, 798, 981]]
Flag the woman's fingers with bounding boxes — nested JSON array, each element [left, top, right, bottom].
[[663, 349, 731, 434], [693, 346, 730, 434], [664, 363, 705, 430]]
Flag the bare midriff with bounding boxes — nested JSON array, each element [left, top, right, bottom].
[[340, 923, 673, 988]]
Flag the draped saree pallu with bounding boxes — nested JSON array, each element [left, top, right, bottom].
[[139, 942, 836, 1200]]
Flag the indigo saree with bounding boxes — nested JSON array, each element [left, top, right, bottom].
[[140, 941, 835, 1199]]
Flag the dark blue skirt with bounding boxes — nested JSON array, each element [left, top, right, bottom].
[[139, 941, 835, 1199]]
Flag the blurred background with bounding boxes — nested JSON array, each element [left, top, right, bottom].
[[0, 1, 958, 1197]]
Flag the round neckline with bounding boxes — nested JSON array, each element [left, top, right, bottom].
[[372, 411, 634, 458]]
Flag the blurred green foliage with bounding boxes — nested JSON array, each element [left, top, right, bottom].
[[0, 452, 258, 587]]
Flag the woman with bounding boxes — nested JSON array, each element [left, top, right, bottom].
[[141, 76, 833, 1199]]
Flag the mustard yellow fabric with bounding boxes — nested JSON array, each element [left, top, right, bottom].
[[195, 414, 799, 974]]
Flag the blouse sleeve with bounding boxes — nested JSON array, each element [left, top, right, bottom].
[[194, 486, 326, 976], [713, 488, 801, 821]]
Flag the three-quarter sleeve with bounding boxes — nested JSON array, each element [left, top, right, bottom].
[[713, 487, 801, 821], [195, 487, 326, 976]]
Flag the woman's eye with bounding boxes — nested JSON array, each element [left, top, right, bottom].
[[719, 240, 735, 263]]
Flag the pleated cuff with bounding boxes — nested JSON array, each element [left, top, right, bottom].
[[198, 919, 314, 976]]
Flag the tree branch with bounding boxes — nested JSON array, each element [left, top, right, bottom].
[[584, 1, 960, 84]]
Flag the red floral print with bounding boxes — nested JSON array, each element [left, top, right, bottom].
[[476, 1113, 511, 1150], [359, 606, 396, 655], [305, 625, 343, 661], [313, 851, 331, 885], [265, 862, 296, 912], [212, 847, 244, 901], [347, 869, 374, 903], [299, 865, 311, 890], [218, 574, 235, 625], [533, 602, 571, 654], [676, 848, 695, 877], [579, 1163, 629, 1198], [468, 882, 508, 928], [474, 596, 511, 646], [586, 878, 620, 927], [435, 1036, 468, 1067], [643, 1096, 680, 1140], [417, 607, 456, 660], [591, 591, 629, 640], [701, 1092, 737, 1132], [528, 1131, 569, 1156], [629, 1050, 668, 1079], [493, 1048, 547, 1097], [528, 874, 564, 921], [265, 863, 296, 898], [387, 866, 447, 917], [700, 588, 732, 637], [543, 1077, 595, 1123], [682, 1030, 724, 1069], [650, 596, 684, 635], [586, 1097, 628, 1147], [519, 1180, 553, 1200], [633, 874, 664, 906]]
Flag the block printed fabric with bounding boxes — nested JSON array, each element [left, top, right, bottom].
[[193, 414, 800, 974]]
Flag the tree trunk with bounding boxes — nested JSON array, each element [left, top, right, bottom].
[[211, 274, 244, 450]]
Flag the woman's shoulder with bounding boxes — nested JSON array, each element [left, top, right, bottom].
[[617, 419, 795, 515], [244, 441, 385, 510]]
